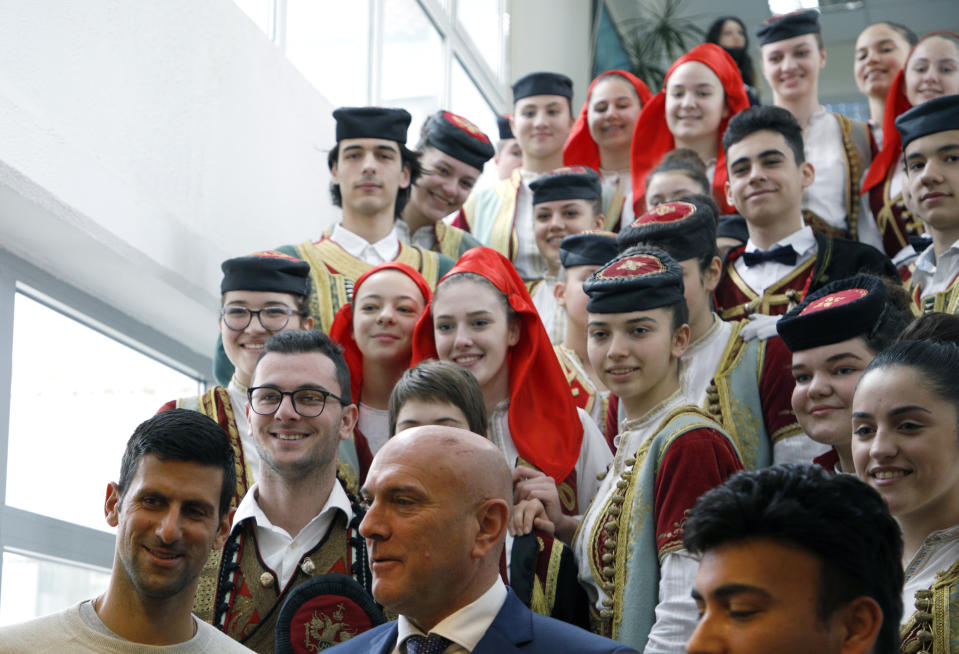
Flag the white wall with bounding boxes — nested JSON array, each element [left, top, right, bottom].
[[508, 0, 593, 112], [0, 1, 340, 373]]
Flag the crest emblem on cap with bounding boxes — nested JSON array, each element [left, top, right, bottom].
[[800, 288, 867, 315], [595, 253, 666, 279], [443, 111, 490, 143], [634, 201, 697, 226]]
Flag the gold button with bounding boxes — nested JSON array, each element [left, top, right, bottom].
[[259, 572, 273, 587]]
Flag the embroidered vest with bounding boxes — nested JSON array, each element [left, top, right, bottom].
[[900, 557, 959, 654], [461, 170, 521, 260]]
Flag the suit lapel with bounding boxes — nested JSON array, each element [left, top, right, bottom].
[[473, 590, 533, 653], [369, 623, 399, 654]]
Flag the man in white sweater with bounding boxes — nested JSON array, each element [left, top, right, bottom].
[[0, 409, 252, 653]]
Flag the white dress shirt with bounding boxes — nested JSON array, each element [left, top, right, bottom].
[[803, 108, 883, 250], [330, 222, 400, 265], [680, 315, 733, 408], [734, 225, 818, 296], [912, 237, 959, 298], [392, 578, 509, 654], [358, 402, 391, 455], [227, 376, 258, 484], [231, 480, 353, 588], [514, 170, 548, 280]]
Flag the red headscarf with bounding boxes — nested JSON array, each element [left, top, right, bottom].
[[563, 70, 653, 170], [410, 247, 582, 484], [329, 262, 432, 404], [862, 32, 959, 195], [630, 43, 750, 215]]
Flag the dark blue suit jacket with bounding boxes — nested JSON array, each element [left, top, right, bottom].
[[325, 589, 636, 653]]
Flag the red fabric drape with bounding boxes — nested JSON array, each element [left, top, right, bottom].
[[410, 247, 582, 484], [329, 262, 432, 404], [630, 43, 750, 215]]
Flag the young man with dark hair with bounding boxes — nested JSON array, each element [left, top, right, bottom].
[[0, 410, 250, 652], [276, 107, 454, 330], [714, 105, 897, 322], [895, 95, 959, 314], [684, 464, 903, 654], [757, 9, 882, 250], [194, 330, 379, 653], [398, 110, 493, 259], [453, 72, 575, 280]]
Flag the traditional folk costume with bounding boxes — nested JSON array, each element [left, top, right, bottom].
[[899, 527, 959, 654], [451, 72, 575, 281], [170, 251, 361, 501], [528, 167, 608, 344], [553, 232, 621, 434], [411, 247, 612, 517], [629, 44, 750, 217], [778, 274, 908, 472], [894, 95, 959, 316], [563, 70, 653, 232], [396, 110, 494, 260], [862, 35, 959, 266], [756, 10, 882, 250], [618, 201, 806, 468], [575, 249, 743, 652], [714, 226, 898, 320], [328, 262, 433, 479], [193, 482, 375, 654]]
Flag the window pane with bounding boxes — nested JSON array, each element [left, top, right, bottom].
[[286, 1, 370, 106], [0, 550, 110, 625], [380, 0, 444, 142], [6, 293, 201, 532], [233, 0, 275, 39], [456, 0, 504, 81], [450, 57, 499, 181]]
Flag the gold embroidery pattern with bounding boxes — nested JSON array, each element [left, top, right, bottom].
[[303, 603, 358, 650]]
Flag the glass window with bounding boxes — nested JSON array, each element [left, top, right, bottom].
[[286, 1, 371, 106], [380, 0, 444, 142], [233, 0, 275, 39], [5, 293, 201, 533], [450, 56, 499, 180], [0, 550, 110, 625], [455, 0, 504, 81]]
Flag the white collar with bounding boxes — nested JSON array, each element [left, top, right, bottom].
[[915, 237, 959, 273], [330, 222, 399, 262], [744, 225, 816, 256], [396, 578, 508, 652], [231, 480, 353, 536]]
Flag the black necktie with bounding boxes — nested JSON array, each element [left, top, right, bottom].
[[742, 244, 798, 267], [405, 633, 453, 654]]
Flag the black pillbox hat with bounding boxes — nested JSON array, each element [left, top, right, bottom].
[[895, 94, 959, 151], [424, 111, 495, 170], [757, 9, 820, 46], [618, 199, 717, 261], [560, 231, 619, 269], [497, 114, 514, 140], [584, 247, 685, 314], [333, 106, 411, 143], [221, 250, 311, 296], [512, 72, 574, 102], [530, 166, 602, 205]]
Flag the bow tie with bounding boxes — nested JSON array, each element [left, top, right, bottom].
[[742, 244, 798, 267], [909, 235, 933, 252]]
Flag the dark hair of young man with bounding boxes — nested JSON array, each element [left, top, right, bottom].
[[326, 143, 423, 217], [387, 359, 488, 437], [251, 329, 353, 405], [118, 409, 237, 519], [684, 464, 904, 654], [722, 105, 806, 166]]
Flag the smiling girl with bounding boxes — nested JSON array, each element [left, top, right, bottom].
[[329, 262, 430, 476], [630, 44, 750, 215], [563, 70, 652, 229], [852, 339, 959, 649], [410, 247, 612, 526]]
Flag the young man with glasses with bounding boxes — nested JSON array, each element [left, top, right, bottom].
[[159, 251, 333, 508], [193, 329, 379, 653]]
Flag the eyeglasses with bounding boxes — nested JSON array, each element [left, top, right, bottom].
[[247, 386, 347, 418], [221, 305, 301, 332]]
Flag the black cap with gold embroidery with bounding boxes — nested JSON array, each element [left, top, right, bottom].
[[530, 166, 602, 206], [333, 106, 411, 143], [757, 9, 820, 46], [583, 247, 684, 313], [776, 275, 889, 352], [424, 111, 495, 170], [497, 114, 514, 140], [560, 231, 619, 269], [221, 250, 311, 296], [512, 72, 574, 102], [617, 198, 717, 261], [895, 94, 959, 151]]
